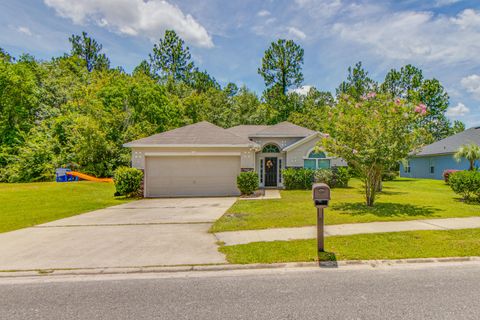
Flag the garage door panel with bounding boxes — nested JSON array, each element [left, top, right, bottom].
[[145, 156, 241, 197]]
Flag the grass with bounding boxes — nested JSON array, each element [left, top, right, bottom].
[[211, 178, 480, 232], [219, 229, 480, 264], [0, 181, 131, 233]]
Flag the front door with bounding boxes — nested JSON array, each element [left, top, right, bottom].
[[264, 157, 277, 187]]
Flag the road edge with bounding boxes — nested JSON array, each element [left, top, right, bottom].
[[0, 256, 479, 279]]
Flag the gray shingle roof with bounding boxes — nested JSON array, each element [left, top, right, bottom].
[[124, 121, 255, 147], [249, 121, 315, 137], [412, 127, 480, 156], [225, 125, 269, 139]]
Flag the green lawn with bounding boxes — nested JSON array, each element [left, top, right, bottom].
[[0, 182, 131, 233], [219, 229, 480, 264], [211, 178, 480, 232]]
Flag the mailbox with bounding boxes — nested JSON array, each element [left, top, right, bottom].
[[312, 183, 330, 208]]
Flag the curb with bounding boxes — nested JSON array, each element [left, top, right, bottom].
[[1, 256, 479, 279]]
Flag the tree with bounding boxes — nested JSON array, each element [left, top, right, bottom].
[[149, 30, 194, 82], [69, 31, 110, 72], [132, 60, 155, 78], [188, 69, 220, 93], [322, 93, 426, 206], [223, 82, 239, 96], [230, 86, 270, 125], [288, 88, 334, 132], [258, 39, 304, 95], [454, 143, 480, 171], [381, 64, 423, 99], [452, 120, 465, 134], [381, 64, 457, 142], [0, 48, 12, 62], [0, 57, 40, 147], [336, 62, 377, 100]]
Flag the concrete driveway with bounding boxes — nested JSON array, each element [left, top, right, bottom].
[[0, 198, 236, 271]]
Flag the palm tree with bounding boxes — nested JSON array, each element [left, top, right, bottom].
[[454, 143, 480, 171]]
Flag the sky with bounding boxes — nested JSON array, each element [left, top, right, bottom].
[[1, 0, 480, 126]]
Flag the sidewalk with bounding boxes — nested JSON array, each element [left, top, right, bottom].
[[239, 189, 281, 201], [215, 217, 480, 246]]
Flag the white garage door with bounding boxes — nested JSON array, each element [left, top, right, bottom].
[[145, 156, 241, 197]]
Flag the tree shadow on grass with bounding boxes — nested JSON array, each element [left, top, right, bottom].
[[331, 202, 439, 218], [452, 197, 480, 206], [379, 190, 409, 196], [388, 178, 418, 182]]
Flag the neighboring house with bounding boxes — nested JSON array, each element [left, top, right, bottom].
[[400, 127, 480, 180], [124, 121, 345, 197]]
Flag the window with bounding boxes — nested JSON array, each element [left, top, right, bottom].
[[404, 161, 411, 173], [308, 151, 326, 158], [262, 144, 280, 153], [279, 159, 282, 183], [303, 151, 330, 169], [260, 159, 264, 183], [429, 159, 435, 174]]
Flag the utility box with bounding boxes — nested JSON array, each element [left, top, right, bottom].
[[312, 183, 330, 208]]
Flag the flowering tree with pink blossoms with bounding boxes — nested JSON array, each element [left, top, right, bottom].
[[322, 93, 427, 206]]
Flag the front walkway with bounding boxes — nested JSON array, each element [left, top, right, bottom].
[[239, 189, 281, 201], [215, 217, 480, 246]]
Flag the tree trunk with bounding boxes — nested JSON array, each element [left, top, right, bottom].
[[365, 167, 382, 207], [470, 160, 474, 171]]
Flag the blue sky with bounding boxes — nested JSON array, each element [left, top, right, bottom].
[[1, 0, 480, 126]]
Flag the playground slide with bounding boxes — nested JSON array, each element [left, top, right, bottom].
[[66, 171, 113, 183]]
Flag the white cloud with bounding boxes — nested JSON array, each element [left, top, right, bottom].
[[287, 27, 306, 40], [289, 85, 313, 95], [451, 9, 480, 29], [17, 26, 32, 36], [257, 10, 270, 17], [294, 0, 342, 18], [461, 74, 480, 99], [331, 9, 480, 65], [446, 102, 470, 117], [43, 0, 213, 47]]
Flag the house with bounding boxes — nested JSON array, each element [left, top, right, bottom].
[[124, 121, 345, 197], [400, 127, 480, 180]]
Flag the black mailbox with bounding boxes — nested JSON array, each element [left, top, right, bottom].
[[312, 183, 330, 208]]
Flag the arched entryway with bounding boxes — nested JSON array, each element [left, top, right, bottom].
[[260, 143, 282, 187]]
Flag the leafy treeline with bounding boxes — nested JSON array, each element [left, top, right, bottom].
[[0, 31, 463, 182]]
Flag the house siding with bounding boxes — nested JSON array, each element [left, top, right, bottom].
[[250, 137, 301, 149], [131, 146, 255, 170], [400, 154, 472, 180], [286, 136, 321, 167], [285, 136, 347, 168]]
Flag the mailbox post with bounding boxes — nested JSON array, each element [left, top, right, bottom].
[[312, 183, 330, 253]]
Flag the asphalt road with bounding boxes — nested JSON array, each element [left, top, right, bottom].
[[1, 263, 479, 320]]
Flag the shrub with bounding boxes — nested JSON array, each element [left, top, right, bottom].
[[334, 166, 351, 187], [313, 167, 351, 188], [314, 169, 334, 186], [237, 171, 259, 195], [283, 168, 315, 190], [113, 167, 143, 198], [448, 170, 480, 201], [382, 171, 397, 181], [443, 169, 460, 184]]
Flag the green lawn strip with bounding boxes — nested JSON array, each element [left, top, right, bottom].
[[211, 178, 480, 232], [219, 229, 480, 264], [0, 182, 131, 233]]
